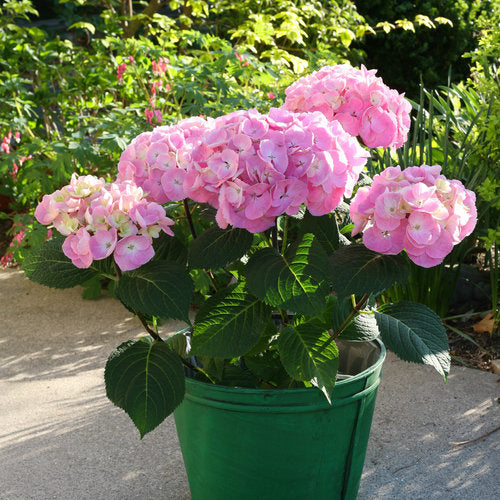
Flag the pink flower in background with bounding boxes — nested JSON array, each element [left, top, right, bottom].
[[350, 164, 477, 267], [267, 92, 276, 100], [117, 63, 127, 82], [0, 222, 26, 268], [152, 57, 169, 76], [283, 64, 411, 149]]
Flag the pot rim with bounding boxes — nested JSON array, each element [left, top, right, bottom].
[[185, 337, 386, 396]]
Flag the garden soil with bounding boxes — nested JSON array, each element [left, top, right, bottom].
[[1, 268, 499, 499]]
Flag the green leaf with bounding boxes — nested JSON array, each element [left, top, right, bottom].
[[245, 350, 290, 387], [115, 261, 194, 323], [81, 276, 103, 300], [338, 311, 380, 342], [68, 22, 96, 34], [191, 284, 271, 358], [301, 211, 342, 255], [188, 227, 253, 270], [322, 295, 380, 341], [245, 233, 329, 315], [105, 337, 185, 438], [22, 237, 96, 289], [166, 328, 191, 357], [329, 245, 409, 296], [375, 302, 450, 378], [245, 320, 277, 356], [214, 362, 259, 388], [278, 322, 339, 402], [153, 234, 188, 266]]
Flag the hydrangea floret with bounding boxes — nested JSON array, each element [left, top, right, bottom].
[[283, 64, 411, 149]]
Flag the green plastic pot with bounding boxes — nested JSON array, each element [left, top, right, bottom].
[[174, 339, 385, 500]]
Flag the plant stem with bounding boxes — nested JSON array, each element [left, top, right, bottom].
[[272, 225, 278, 250], [442, 310, 492, 321], [137, 311, 163, 342], [205, 268, 218, 293], [261, 231, 273, 248], [281, 215, 288, 255], [331, 293, 371, 339], [181, 358, 216, 383], [183, 199, 197, 239]]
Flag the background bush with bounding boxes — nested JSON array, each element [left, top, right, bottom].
[[354, 0, 489, 99]]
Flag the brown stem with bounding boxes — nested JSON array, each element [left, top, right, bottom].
[[331, 293, 371, 339], [137, 311, 163, 342], [123, 0, 167, 38], [272, 225, 278, 250], [452, 424, 500, 446], [181, 358, 216, 383], [183, 199, 197, 239]]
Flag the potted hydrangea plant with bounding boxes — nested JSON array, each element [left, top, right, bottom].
[[24, 65, 477, 499]]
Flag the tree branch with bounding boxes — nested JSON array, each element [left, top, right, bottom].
[[123, 0, 167, 38]]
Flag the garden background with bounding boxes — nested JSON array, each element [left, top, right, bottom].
[[0, 0, 499, 363]]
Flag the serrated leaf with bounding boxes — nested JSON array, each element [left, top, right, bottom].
[[301, 211, 341, 255], [105, 337, 185, 438], [329, 245, 409, 296], [115, 261, 193, 322], [191, 284, 271, 358], [153, 234, 188, 266], [323, 295, 380, 341], [338, 311, 380, 341], [166, 328, 191, 357], [188, 227, 253, 270], [245, 320, 277, 356], [375, 302, 450, 378], [278, 322, 339, 402], [22, 237, 96, 289], [81, 276, 103, 300], [245, 350, 290, 387], [245, 233, 329, 315]]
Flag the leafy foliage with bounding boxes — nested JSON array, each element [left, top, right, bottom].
[[116, 261, 194, 322], [245, 233, 330, 315], [278, 322, 339, 402], [329, 245, 409, 297], [375, 302, 451, 379], [105, 337, 185, 438], [22, 236, 96, 288], [188, 227, 253, 270], [191, 283, 271, 358]]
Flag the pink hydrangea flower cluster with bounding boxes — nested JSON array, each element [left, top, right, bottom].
[[118, 108, 368, 233], [350, 165, 477, 267], [34, 174, 174, 271], [283, 64, 412, 149], [183, 108, 369, 232], [117, 116, 211, 203]]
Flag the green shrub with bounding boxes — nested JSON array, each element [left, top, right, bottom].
[[353, 0, 489, 99]]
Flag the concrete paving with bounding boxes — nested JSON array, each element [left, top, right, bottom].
[[1, 267, 499, 499]]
